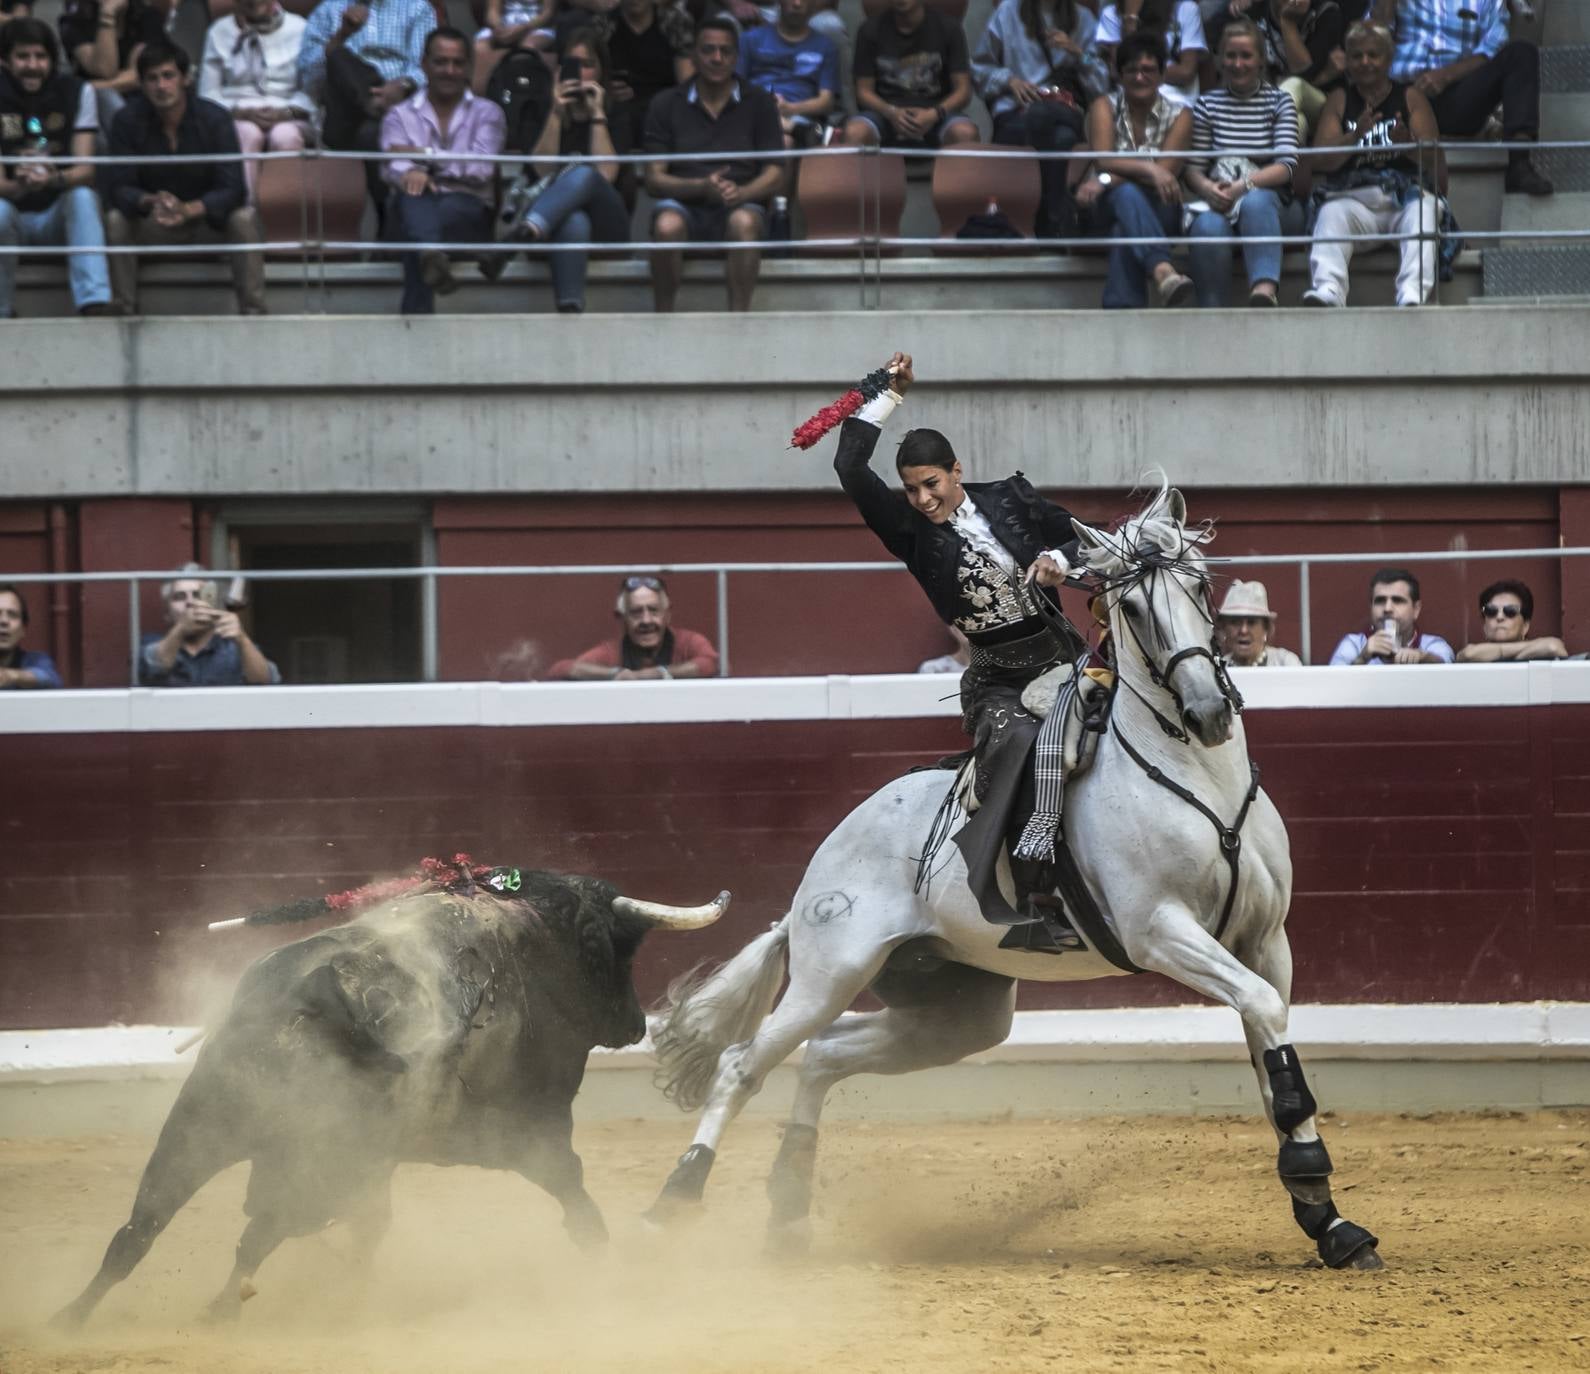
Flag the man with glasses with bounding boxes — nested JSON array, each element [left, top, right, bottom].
[[548, 575, 721, 680], [1328, 566, 1454, 665], [1456, 579, 1567, 662]]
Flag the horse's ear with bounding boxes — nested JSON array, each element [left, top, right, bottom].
[[1070, 518, 1104, 550], [1167, 489, 1187, 526]]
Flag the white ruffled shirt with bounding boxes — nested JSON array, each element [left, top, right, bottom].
[[198, 12, 314, 116]]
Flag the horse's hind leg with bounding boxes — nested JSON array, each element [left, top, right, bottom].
[[1130, 906, 1381, 1271], [647, 946, 894, 1225], [1239, 928, 1382, 1272], [766, 963, 1016, 1255]]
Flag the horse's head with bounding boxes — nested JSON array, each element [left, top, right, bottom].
[[1071, 486, 1239, 749]]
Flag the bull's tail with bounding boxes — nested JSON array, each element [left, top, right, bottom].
[[649, 918, 791, 1111]]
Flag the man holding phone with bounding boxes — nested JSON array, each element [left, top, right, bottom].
[[140, 564, 280, 687]]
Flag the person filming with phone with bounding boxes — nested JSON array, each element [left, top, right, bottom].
[[516, 28, 630, 314], [139, 563, 280, 686], [1328, 566, 1453, 666]]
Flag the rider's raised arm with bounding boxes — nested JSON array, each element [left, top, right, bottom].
[[833, 407, 914, 562]]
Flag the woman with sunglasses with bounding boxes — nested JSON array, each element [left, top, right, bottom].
[[831, 351, 1087, 938], [516, 27, 630, 314], [1455, 580, 1568, 662]]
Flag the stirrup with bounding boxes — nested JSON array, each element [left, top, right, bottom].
[[998, 911, 1085, 955]]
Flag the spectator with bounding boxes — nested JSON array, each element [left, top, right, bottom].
[[58, 0, 166, 128], [1072, 31, 1195, 307], [973, 0, 1110, 240], [1215, 580, 1301, 666], [1456, 579, 1568, 662], [844, 0, 980, 151], [1097, 0, 1207, 108], [382, 27, 505, 315], [298, 0, 437, 209], [140, 564, 280, 686], [1328, 566, 1454, 665], [1184, 18, 1301, 307], [0, 584, 62, 688], [644, 17, 783, 312], [918, 626, 970, 674], [198, 0, 314, 203], [1377, 0, 1551, 196], [0, 18, 115, 318], [104, 42, 268, 316], [2, 2, 35, 18], [547, 575, 721, 680], [592, 0, 693, 161], [738, 0, 838, 149], [474, 0, 556, 93], [1268, 0, 1347, 138], [1303, 19, 1440, 308], [515, 27, 627, 314]]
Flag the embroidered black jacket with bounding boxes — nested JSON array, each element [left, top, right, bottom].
[[833, 417, 1080, 646]]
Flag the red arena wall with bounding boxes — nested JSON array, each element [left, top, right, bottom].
[[3, 675, 1586, 1030]]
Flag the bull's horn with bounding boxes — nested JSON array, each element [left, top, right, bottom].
[[611, 890, 731, 930]]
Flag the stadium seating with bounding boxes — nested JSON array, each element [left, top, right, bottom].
[[797, 151, 907, 254], [931, 149, 1040, 249], [256, 155, 371, 256]]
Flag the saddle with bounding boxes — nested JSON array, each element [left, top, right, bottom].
[[953, 665, 1111, 816]]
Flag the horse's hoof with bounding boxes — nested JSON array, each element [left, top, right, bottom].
[[641, 1196, 702, 1231], [199, 1295, 242, 1325], [49, 1301, 89, 1333], [1343, 1244, 1386, 1272], [763, 1218, 813, 1261], [1319, 1219, 1381, 1271]]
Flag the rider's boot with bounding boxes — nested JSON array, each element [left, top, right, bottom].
[[999, 861, 1085, 954]]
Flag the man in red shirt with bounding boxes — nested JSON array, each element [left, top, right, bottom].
[[549, 575, 720, 680]]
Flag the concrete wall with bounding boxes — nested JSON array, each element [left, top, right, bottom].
[[4, 305, 1590, 499]]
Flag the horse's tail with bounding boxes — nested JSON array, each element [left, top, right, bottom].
[[649, 917, 791, 1111]]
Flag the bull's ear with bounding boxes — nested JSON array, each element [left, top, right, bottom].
[[1166, 489, 1187, 526], [1071, 518, 1104, 550]]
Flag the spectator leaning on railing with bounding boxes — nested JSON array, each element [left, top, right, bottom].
[[845, 0, 980, 151], [0, 583, 61, 689], [1376, 0, 1551, 197], [1456, 579, 1568, 662], [104, 41, 268, 316], [1184, 18, 1301, 307], [973, 0, 1111, 240], [298, 0, 437, 210], [1073, 30, 1195, 308], [58, 0, 166, 129], [644, 16, 783, 313], [140, 564, 280, 687], [0, 17, 116, 318], [1328, 565, 1454, 665], [382, 26, 505, 315], [546, 574, 721, 680], [1303, 19, 1441, 309], [198, 0, 314, 204]]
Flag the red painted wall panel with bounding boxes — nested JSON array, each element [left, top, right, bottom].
[[4, 706, 1586, 1030]]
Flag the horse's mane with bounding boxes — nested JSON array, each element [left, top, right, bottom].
[[1084, 479, 1215, 579]]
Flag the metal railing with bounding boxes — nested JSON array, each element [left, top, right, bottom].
[[5, 136, 1583, 310], [5, 544, 1588, 682]]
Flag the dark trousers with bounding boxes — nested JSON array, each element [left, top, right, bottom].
[[1089, 182, 1181, 309], [323, 47, 387, 209], [1428, 40, 1541, 141], [392, 190, 492, 314], [993, 103, 1084, 240]]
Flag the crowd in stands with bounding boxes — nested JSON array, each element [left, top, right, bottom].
[[1, 562, 1575, 689], [0, 0, 1558, 315]]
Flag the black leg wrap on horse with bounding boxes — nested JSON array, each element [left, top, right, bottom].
[[1292, 1197, 1379, 1268], [767, 1124, 819, 1226], [1263, 1044, 1318, 1135], [1277, 1137, 1333, 1180], [660, 1144, 716, 1204]]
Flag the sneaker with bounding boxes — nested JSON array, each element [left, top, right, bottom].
[[1505, 158, 1554, 197], [420, 250, 457, 295], [1155, 271, 1195, 307], [1248, 286, 1278, 307], [1301, 288, 1339, 307]]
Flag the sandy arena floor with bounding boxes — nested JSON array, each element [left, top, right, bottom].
[[2, 1109, 1588, 1373]]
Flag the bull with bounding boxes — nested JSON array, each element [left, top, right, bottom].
[[55, 869, 728, 1328]]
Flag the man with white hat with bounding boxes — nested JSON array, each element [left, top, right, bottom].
[[1216, 580, 1302, 667]]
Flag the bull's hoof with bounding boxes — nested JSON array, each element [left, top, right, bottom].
[[563, 1200, 610, 1252], [762, 1218, 813, 1262], [641, 1194, 703, 1231], [48, 1298, 92, 1333], [1320, 1220, 1382, 1271], [199, 1292, 243, 1325]]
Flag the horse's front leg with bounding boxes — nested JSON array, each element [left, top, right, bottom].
[[1126, 904, 1381, 1271]]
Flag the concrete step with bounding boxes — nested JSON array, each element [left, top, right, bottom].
[[1483, 242, 1590, 294], [1542, 43, 1590, 92], [1497, 187, 1590, 233], [1543, 0, 1590, 47]]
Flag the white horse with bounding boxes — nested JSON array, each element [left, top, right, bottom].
[[646, 487, 1381, 1271]]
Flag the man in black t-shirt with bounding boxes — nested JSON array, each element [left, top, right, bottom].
[[643, 16, 782, 312], [843, 0, 978, 149], [587, 0, 694, 156], [58, 0, 166, 128]]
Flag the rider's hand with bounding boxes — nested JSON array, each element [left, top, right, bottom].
[[886, 351, 913, 395], [1026, 551, 1071, 588]]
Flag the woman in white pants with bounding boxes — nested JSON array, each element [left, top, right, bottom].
[[1302, 21, 1441, 308]]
